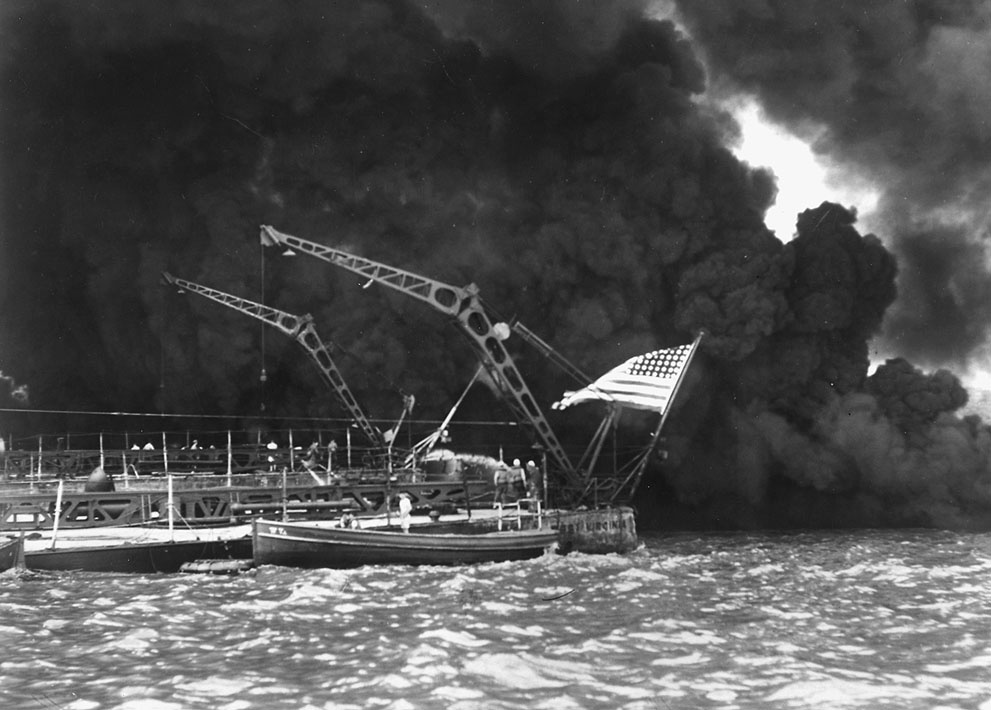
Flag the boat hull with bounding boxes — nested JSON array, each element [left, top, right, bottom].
[[253, 518, 558, 568], [24, 537, 251, 574], [0, 536, 23, 571]]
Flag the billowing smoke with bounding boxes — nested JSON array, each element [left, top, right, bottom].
[[0, 371, 28, 404], [2, 1, 990, 529], [672, 0, 991, 372]]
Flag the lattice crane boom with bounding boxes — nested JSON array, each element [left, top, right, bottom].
[[259, 225, 582, 487], [162, 271, 387, 449]]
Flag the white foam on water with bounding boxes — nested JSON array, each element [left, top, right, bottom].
[[113, 600, 163, 615], [101, 627, 159, 654], [615, 567, 667, 582], [117, 685, 155, 698], [611, 580, 644, 594], [379, 673, 414, 689], [233, 636, 271, 651], [872, 565, 918, 584], [0, 602, 37, 612], [403, 661, 458, 683], [463, 652, 600, 690], [420, 628, 490, 648], [479, 600, 521, 614], [594, 682, 654, 699], [958, 611, 987, 621], [882, 624, 924, 635], [762, 608, 814, 620], [403, 642, 450, 666], [222, 598, 282, 612], [246, 684, 298, 696], [766, 679, 926, 705], [65, 700, 100, 710], [82, 612, 128, 628], [497, 623, 544, 637], [956, 584, 988, 593], [573, 638, 623, 655], [530, 652, 611, 682], [285, 581, 349, 603], [834, 562, 873, 577], [1, 658, 58, 671], [177, 675, 252, 697], [367, 579, 401, 591], [109, 701, 184, 710], [463, 655, 567, 690], [834, 644, 876, 656], [705, 688, 738, 703], [333, 603, 363, 614], [733, 654, 781, 667], [771, 641, 803, 655], [438, 571, 487, 591], [926, 654, 991, 673], [926, 565, 980, 579]]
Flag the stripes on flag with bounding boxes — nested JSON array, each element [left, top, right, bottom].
[[552, 338, 698, 413]]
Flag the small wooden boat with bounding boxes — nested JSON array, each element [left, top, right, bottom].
[[25, 538, 252, 574], [0, 535, 24, 571], [21, 526, 252, 574], [253, 517, 558, 568]]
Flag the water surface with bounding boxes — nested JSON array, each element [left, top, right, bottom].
[[2, 529, 990, 709]]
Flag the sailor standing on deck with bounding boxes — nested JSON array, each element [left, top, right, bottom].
[[508, 458, 527, 500], [302, 441, 322, 472], [398, 492, 412, 533], [526, 460, 542, 502], [493, 463, 510, 507]]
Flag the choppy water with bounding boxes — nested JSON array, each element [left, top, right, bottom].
[[2, 529, 991, 709]]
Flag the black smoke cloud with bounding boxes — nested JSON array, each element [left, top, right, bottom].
[[0, 371, 28, 404], [2, 1, 990, 530], [672, 0, 991, 372]]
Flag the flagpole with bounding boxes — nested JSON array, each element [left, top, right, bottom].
[[613, 333, 703, 501]]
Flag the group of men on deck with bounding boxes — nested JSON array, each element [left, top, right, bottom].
[[493, 458, 543, 507]]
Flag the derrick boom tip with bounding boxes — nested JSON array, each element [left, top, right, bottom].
[[259, 224, 279, 247]]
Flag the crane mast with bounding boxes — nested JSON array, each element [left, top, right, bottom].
[[259, 225, 582, 488], [162, 272, 388, 450]]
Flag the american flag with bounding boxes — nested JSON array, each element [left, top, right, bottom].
[[552, 337, 699, 413]]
